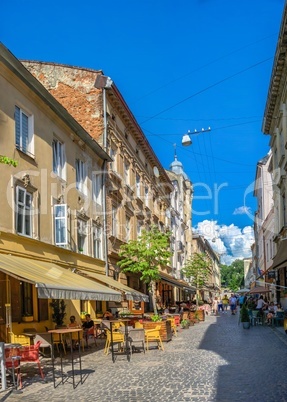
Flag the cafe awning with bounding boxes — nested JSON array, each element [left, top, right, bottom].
[[272, 239, 287, 270], [0, 254, 121, 301], [78, 270, 149, 302], [159, 272, 195, 292], [248, 286, 271, 295]]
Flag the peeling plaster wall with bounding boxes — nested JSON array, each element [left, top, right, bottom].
[[22, 62, 104, 146]]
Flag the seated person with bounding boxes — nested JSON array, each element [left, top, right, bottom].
[[103, 309, 114, 320], [82, 314, 95, 343], [68, 315, 80, 328], [266, 302, 276, 325]]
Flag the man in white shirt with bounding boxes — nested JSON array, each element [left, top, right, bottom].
[[229, 294, 237, 315]]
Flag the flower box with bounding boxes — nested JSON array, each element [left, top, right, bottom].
[[142, 320, 172, 342]]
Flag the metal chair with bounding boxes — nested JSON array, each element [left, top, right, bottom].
[[34, 333, 53, 357], [19, 340, 45, 379], [5, 346, 22, 389], [251, 310, 262, 326], [273, 311, 284, 327]]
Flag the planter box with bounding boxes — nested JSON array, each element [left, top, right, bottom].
[[22, 316, 33, 322], [142, 320, 172, 342]]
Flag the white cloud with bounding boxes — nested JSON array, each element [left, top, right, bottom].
[[233, 206, 252, 215], [193, 220, 254, 265]]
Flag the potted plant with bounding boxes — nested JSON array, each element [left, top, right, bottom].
[[50, 299, 67, 328], [240, 304, 250, 329], [22, 313, 33, 322], [181, 319, 190, 329], [151, 314, 162, 322]]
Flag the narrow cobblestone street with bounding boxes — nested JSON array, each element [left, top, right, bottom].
[[2, 312, 287, 402]]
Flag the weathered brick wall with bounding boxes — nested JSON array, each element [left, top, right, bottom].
[[22, 62, 104, 145]]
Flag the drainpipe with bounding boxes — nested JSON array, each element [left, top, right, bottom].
[[94, 75, 113, 277]]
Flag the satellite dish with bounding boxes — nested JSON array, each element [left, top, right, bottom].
[[153, 166, 160, 178]]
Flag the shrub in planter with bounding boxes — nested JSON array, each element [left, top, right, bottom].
[[240, 304, 250, 329], [181, 319, 190, 329]]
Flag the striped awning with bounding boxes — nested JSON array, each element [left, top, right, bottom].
[[78, 270, 149, 302], [0, 254, 121, 301]]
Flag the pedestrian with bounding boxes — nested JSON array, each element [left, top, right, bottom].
[[212, 297, 219, 315], [218, 296, 224, 313], [229, 294, 237, 315], [222, 295, 229, 313]]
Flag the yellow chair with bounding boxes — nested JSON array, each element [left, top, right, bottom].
[[112, 321, 124, 330], [53, 332, 66, 355], [134, 321, 144, 329], [167, 317, 177, 337], [70, 329, 85, 351], [104, 329, 125, 355], [9, 333, 30, 346], [145, 325, 164, 351]]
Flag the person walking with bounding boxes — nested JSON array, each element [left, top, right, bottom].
[[222, 295, 229, 313], [218, 296, 224, 313], [229, 294, 237, 315]]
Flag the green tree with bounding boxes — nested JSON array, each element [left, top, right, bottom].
[[181, 252, 210, 308], [220, 259, 244, 291], [118, 225, 172, 314], [0, 156, 18, 167]]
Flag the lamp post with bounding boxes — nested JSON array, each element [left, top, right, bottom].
[[182, 127, 211, 146]]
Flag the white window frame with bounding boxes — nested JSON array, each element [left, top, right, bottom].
[[54, 204, 68, 246], [144, 186, 149, 207], [110, 147, 116, 171], [112, 206, 118, 237], [15, 105, 34, 156], [136, 174, 141, 198], [16, 186, 33, 237], [52, 138, 66, 179], [76, 159, 87, 194], [137, 221, 142, 237], [125, 215, 131, 242], [93, 225, 102, 259], [124, 161, 130, 185], [77, 218, 88, 254], [92, 172, 102, 205]]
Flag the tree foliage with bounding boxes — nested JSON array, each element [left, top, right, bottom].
[[181, 252, 210, 306], [118, 225, 172, 314], [220, 259, 244, 291], [0, 156, 18, 167]]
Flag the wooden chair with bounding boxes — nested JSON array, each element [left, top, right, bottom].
[[167, 317, 177, 337], [145, 325, 164, 351], [19, 340, 45, 379]]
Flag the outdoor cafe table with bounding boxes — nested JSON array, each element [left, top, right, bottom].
[[48, 328, 82, 389], [104, 319, 132, 363]]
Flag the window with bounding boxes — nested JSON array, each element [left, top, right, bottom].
[[137, 221, 142, 237], [54, 204, 68, 246], [93, 225, 102, 259], [15, 106, 34, 156], [76, 159, 87, 194], [92, 172, 102, 205], [110, 147, 116, 171], [112, 206, 118, 237], [52, 139, 66, 179], [136, 174, 141, 197], [144, 186, 149, 207], [21, 282, 33, 317], [125, 216, 131, 242], [77, 218, 87, 253], [124, 161, 130, 185], [16, 186, 32, 237]]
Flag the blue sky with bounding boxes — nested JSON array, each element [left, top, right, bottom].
[[1, 0, 285, 261]]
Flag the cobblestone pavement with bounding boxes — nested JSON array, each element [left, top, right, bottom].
[[2, 312, 287, 402]]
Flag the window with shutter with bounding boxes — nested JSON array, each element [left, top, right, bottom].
[[76, 159, 87, 194], [14, 105, 34, 156], [52, 139, 66, 179]]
